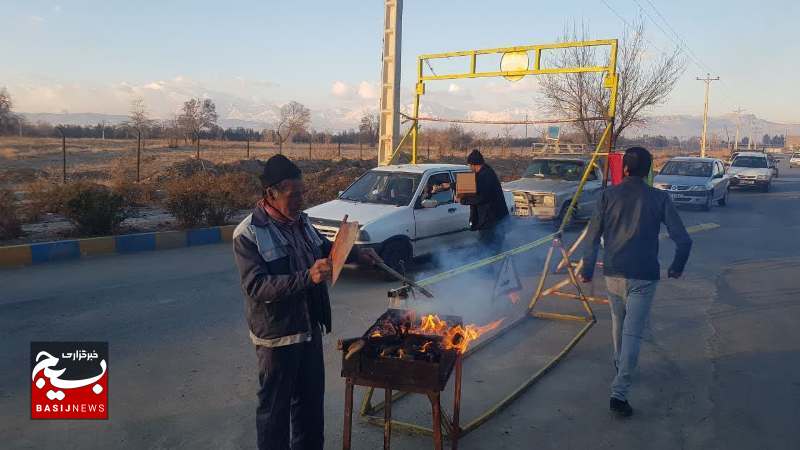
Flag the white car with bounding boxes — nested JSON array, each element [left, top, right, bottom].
[[304, 164, 515, 272], [727, 151, 773, 192], [790, 152, 800, 168], [653, 157, 730, 210]]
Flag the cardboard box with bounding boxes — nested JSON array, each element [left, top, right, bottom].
[[455, 172, 476, 195]]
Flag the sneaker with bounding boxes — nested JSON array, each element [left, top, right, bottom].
[[610, 397, 633, 417]]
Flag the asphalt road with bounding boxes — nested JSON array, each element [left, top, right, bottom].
[[2, 160, 799, 450]]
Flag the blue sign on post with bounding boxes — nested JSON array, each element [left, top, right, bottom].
[[547, 126, 560, 140]]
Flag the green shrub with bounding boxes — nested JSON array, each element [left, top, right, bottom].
[[24, 179, 69, 222], [62, 182, 130, 236], [110, 178, 156, 207], [163, 172, 260, 228], [0, 189, 23, 240], [163, 176, 209, 228]]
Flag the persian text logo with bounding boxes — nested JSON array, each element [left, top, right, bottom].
[[30, 342, 108, 419]]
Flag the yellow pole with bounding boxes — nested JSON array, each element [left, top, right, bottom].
[[412, 58, 423, 164]]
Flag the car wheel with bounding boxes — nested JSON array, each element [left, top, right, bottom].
[[717, 189, 728, 206], [701, 193, 713, 211], [379, 240, 412, 281], [553, 203, 573, 230]]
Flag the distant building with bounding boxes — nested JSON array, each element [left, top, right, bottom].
[[787, 135, 800, 149]]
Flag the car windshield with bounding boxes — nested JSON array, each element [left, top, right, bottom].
[[732, 156, 768, 168], [523, 160, 586, 181], [660, 160, 712, 177], [793, 153, 800, 158], [339, 171, 422, 206]]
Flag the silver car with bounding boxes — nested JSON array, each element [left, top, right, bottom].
[[654, 157, 730, 210], [503, 156, 604, 224]]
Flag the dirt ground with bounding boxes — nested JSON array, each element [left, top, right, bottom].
[[0, 137, 727, 246]]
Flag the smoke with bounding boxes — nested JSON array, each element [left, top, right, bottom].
[[399, 220, 555, 327]]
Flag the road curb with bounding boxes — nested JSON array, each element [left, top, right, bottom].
[[0, 225, 236, 268]]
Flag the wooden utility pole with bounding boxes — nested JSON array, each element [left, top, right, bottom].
[[57, 127, 66, 184], [246, 138, 251, 159], [137, 130, 142, 183], [697, 74, 719, 157]]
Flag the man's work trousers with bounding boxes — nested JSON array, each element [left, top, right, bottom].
[[255, 328, 324, 450], [605, 277, 658, 402]]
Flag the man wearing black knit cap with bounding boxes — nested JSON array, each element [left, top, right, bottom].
[[458, 149, 510, 255], [232, 154, 379, 450], [579, 147, 692, 418]]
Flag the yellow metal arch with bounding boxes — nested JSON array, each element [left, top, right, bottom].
[[385, 39, 619, 171]]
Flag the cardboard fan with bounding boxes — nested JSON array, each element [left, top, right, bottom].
[[329, 215, 359, 286]]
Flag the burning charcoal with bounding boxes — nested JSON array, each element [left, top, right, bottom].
[[380, 345, 400, 358]]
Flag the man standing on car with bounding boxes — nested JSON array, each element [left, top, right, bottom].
[[232, 154, 380, 450], [457, 149, 510, 255], [579, 147, 692, 418]]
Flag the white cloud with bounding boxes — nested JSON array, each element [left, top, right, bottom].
[[52, 5, 62, 13], [143, 81, 164, 90], [466, 110, 514, 122], [331, 81, 351, 97], [29, 15, 45, 24], [357, 81, 377, 99]]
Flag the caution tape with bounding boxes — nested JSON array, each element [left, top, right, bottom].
[[416, 222, 720, 287]]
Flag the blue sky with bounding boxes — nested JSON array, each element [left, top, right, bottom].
[[1, 0, 798, 128]]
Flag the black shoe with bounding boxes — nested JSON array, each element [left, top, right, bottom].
[[610, 397, 633, 417]]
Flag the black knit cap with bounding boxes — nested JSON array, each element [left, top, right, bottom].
[[260, 154, 302, 188], [467, 149, 485, 165]]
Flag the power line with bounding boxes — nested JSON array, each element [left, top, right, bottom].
[[603, 0, 740, 112], [632, 0, 740, 109], [599, 0, 673, 57], [639, 0, 711, 73]]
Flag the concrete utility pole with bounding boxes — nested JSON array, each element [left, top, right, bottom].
[[697, 74, 719, 157], [733, 107, 745, 151], [377, 0, 402, 166]]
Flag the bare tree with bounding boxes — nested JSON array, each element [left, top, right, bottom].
[[0, 87, 14, 135], [358, 113, 379, 146], [128, 97, 150, 130], [539, 20, 685, 147], [274, 101, 311, 154], [178, 98, 218, 157]]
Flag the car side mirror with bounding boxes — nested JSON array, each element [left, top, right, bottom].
[[421, 199, 439, 209], [713, 173, 723, 179]]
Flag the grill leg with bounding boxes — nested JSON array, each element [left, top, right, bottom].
[[452, 356, 463, 450], [430, 392, 443, 450], [384, 388, 392, 450], [343, 379, 354, 450]]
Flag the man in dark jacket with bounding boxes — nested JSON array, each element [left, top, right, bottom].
[[579, 147, 692, 418], [458, 149, 510, 255], [232, 155, 379, 450]]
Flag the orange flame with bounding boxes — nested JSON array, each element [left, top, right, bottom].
[[441, 319, 505, 353], [416, 314, 449, 335], [412, 314, 505, 354]]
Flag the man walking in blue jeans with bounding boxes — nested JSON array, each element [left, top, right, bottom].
[[579, 147, 692, 417]]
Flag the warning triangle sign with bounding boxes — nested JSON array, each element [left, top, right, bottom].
[[492, 256, 522, 301]]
